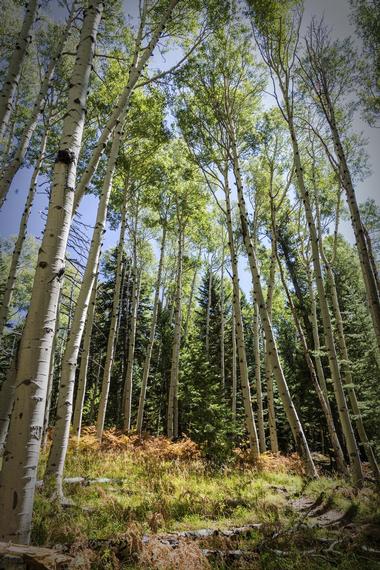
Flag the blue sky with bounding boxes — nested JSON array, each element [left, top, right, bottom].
[[1, 0, 379, 294]]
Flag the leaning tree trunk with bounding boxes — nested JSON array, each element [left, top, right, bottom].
[[167, 230, 184, 439], [0, 2, 77, 207], [96, 197, 127, 441], [0, 2, 103, 543], [224, 172, 260, 456], [44, 128, 120, 498], [123, 269, 141, 432], [253, 302, 266, 452], [323, 92, 380, 355], [229, 136, 316, 477], [283, 108, 363, 485], [136, 225, 167, 434], [72, 276, 98, 441], [0, 0, 39, 143], [0, 129, 47, 335]]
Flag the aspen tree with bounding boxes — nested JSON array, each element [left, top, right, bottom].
[[72, 277, 98, 440], [137, 225, 167, 434], [231, 303, 237, 421], [123, 269, 141, 431], [0, 129, 47, 335], [44, 129, 121, 496], [253, 302, 266, 452], [301, 21, 380, 353], [0, 2, 78, 207], [0, 0, 40, 142], [96, 193, 128, 440], [0, 2, 103, 542], [220, 231, 226, 391]]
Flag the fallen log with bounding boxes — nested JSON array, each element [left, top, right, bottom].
[[0, 542, 73, 570]]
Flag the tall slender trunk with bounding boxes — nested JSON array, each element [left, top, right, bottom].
[[44, 127, 120, 497], [253, 302, 266, 452], [0, 0, 39, 142], [224, 172, 260, 456], [321, 91, 380, 354], [0, 130, 47, 335], [42, 299, 61, 451], [167, 230, 183, 439], [229, 136, 316, 477], [0, 3, 103, 543], [72, 276, 97, 441], [0, 2, 78, 207], [73, 0, 180, 210], [205, 265, 212, 356], [220, 237, 226, 391], [123, 270, 141, 431], [284, 107, 362, 485], [231, 303, 237, 421], [182, 257, 199, 344], [315, 195, 380, 480], [96, 197, 128, 440], [136, 225, 167, 434]]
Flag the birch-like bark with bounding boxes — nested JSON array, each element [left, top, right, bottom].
[[231, 303, 237, 421], [253, 302, 266, 452], [224, 173, 260, 456], [284, 112, 362, 484], [205, 264, 212, 357], [167, 229, 184, 439], [0, 0, 40, 142], [0, 130, 47, 335], [73, 0, 180, 210], [0, 2, 103, 543], [0, 2, 78, 207], [44, 127, 120, 496], [182, 260, 199, 344], [315, 195, 380, 480], [0, 350, 17, 458], [220, 236, 226, 391], [229, 137, 316, 477], [96, 197, 127, 440], [123, 270, 141, 431], [136, 225, 167, 434], [72, 276, 98, 441]]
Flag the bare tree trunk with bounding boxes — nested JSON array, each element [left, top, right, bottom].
[[72, 276, 97, 441], [253, 302, 266, 452], [231, 304, 237, 422], [123, 270, 141, 432], [0, 130, 47, 335], [205, 263, 212, 357], [229, 137, 316, 477], [0, 0, 39, 142], [96, 197, 127, 440], [182, 257, 199, 344], [224, 172, 260, 456], [136, 225, 167, 434], [0, 2, 103, 543], [220, 236, 226, 391], [44, 128, 119, 497], [167, 230, 183, 439], [0, 2, 78, 206]]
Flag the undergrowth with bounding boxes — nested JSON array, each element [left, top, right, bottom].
[[31, 428, 380, 569]]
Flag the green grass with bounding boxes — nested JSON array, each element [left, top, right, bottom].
[[31, 435, 380, 569]]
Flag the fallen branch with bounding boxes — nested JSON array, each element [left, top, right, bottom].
[[0, 542, 73, 570]]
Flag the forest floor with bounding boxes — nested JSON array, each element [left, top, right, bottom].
[[30, 428, 380, 569]]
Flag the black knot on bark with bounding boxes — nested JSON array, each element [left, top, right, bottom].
[[56, 149, 75, 165]]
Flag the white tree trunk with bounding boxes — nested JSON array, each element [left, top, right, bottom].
[[0, 2, 78, 207], [96, 198, 127, 441], [0, 0, 39, 142], [167, 231, 184, 439], [220, 238, 226, 391], [229, 138, 317, 477], [224, 174, 260, 456], [0, 2, 103, 543], [0, 130, 47, 335], [205, 264, 212, 356], [72, 276, 98, 441], [44, 127, 120, 497], [136, 225, 167, 434], [231, 304, 237, 422], [123, 270, 141, 431], [253, 302, 266, 452]]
